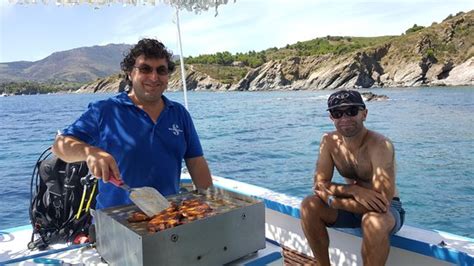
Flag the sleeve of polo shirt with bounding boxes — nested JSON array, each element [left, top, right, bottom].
[[183, 110, 203, 159], [60, 102, 100, 147]]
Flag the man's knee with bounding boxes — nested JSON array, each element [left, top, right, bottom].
[[361, 212, 395, 235], [301, 195, 325, 214], [301, 195, 335, 224]]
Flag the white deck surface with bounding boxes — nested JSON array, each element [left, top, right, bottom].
[[0, 224, 283, 265]]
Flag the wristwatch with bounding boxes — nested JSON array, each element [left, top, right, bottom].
[[327, 195, 335, 207]]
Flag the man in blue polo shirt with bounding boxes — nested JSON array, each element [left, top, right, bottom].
[[52, 38, 212, 209]]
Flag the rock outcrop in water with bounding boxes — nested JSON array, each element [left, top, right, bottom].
[[76, 74, 128, 93], [361, 92, 389, 101]]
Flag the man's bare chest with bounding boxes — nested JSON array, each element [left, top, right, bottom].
[[332, 149, 373, 182]]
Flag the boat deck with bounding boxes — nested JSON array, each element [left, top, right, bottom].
[[0, 224, 285, 265], [2, 175, 473, 265]]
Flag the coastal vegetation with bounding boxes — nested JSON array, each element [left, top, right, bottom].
[[190, 64, 250, 84], [0, 81, 83, 95], [184, 36, 396, 68], [174, 11, 473, 91], [405, 24, 425, 34], [186, 51, 266, 68]]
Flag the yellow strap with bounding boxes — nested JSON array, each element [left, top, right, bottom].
[[85, 183, 97, 212], [76, 186, 87, 219]]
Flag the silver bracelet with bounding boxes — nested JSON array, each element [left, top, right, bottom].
[[327, 195, 335, 207]]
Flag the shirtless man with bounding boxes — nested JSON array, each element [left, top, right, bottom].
[[300, 90, 405, 266]]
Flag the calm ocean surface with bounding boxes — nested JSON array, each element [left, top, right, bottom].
[[0, 87, 473, 238]]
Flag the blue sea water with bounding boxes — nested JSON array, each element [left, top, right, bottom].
[[0, 87, 473, 238]]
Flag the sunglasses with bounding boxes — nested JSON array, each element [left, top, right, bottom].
[[133, 64, 169, 76], [329, 106, 362, 119]]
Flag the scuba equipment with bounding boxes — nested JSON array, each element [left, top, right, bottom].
[[28, 147, 97, 250]]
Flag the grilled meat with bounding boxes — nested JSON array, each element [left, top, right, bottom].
[[129, 199, 214, 232], [127, 211, 151, 223]]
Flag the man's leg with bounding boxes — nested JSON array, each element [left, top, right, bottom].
[[360, 211, 395, 266], [300, 195, 338, 266]]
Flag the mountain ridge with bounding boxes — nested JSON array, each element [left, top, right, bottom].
[[1, 10, 473, 94], [0, 44, 132, 83]]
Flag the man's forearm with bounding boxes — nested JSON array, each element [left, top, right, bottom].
[[324, 184, 389, 214], [330, 196, 369, 214], [320, 182, 379, 213], [52, 135, 94, 163], [325, 182, 359, 197], [185, 156, 213, 189]]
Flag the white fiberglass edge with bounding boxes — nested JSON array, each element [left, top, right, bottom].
[[180, 174, 473, 265]]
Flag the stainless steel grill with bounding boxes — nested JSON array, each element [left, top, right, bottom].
[[95, 187, 265, 265]]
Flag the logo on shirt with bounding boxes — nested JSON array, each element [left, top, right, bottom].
[[168, 124, 183, 136]]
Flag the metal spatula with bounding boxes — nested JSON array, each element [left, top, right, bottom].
[[109, 176, 170, 217]]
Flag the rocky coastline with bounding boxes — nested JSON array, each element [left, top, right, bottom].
[[6, 11, 471, 95], [78, 54, 473, 94], [79, 11, 474, 93]]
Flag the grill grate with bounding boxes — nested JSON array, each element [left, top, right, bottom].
[[107, 189, 256, 235]]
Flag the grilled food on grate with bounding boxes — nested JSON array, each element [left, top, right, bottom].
[[128, 199, 215, 232]]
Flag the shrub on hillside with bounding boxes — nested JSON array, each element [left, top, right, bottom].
[[405, 24, 425, 34]]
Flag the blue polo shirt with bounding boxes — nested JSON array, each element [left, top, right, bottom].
[[61, 92, 203, 209]]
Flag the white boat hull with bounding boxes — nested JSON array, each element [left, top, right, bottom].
[[1, 174, 472, 265]]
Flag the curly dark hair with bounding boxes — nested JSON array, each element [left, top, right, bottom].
[[121, 38, 176, 86]]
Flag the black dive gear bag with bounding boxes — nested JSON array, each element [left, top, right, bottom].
[[28, 147, 97, 250]]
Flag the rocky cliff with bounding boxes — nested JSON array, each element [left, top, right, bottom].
[[81, 11, 473, 93], [76, 74, 128, 93], [174, 11, 473, 91]]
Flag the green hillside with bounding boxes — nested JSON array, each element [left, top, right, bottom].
[[183, 10, 472, 82]]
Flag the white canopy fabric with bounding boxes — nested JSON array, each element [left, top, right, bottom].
[[9, 0, 230, 13], [9, 0, 234, 109]]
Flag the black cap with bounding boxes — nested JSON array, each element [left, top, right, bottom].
[[327, 90, 366, 110]]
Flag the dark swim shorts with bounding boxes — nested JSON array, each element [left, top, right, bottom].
[[328, 198, 405, 235]]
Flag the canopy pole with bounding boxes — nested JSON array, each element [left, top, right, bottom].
[[175, 8, 189, 110]]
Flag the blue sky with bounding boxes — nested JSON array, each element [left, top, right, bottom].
[[0, 0, 472, 63]]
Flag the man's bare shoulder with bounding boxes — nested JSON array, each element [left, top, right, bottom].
[[320, 131, 341, 146], [366, 130, 395, 154]]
